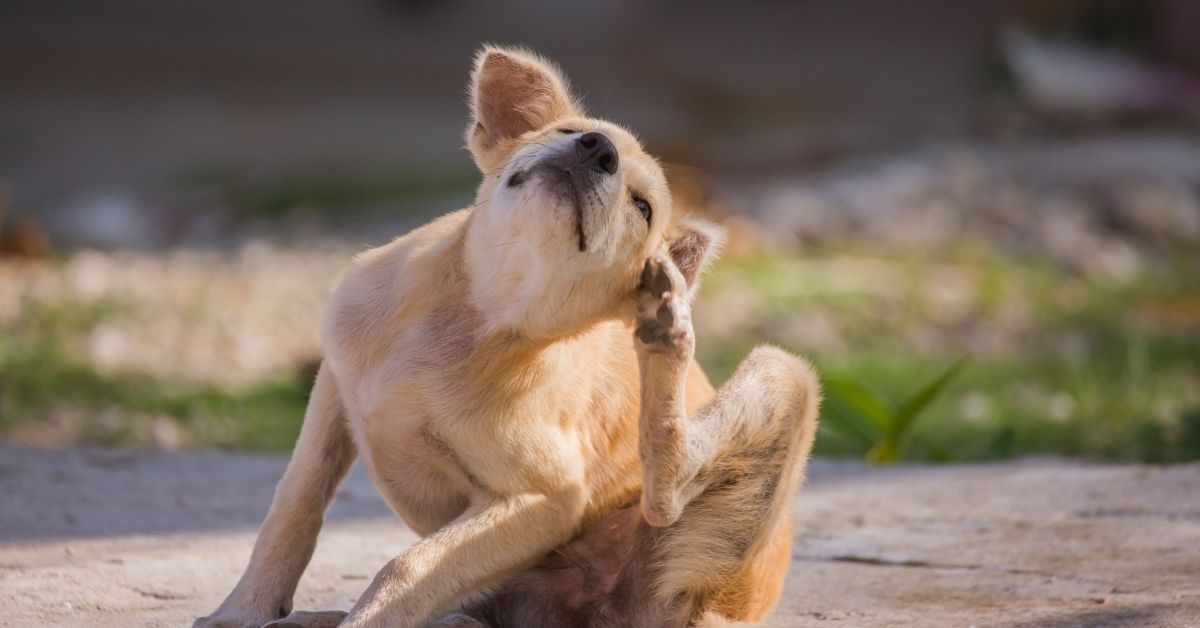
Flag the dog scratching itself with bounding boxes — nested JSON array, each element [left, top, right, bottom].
[[194, 46, 820, 628]]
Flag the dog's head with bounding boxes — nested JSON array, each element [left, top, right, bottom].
[[463, 46, 723, 338]]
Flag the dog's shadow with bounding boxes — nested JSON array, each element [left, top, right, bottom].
[[0, 444, 394, 543]]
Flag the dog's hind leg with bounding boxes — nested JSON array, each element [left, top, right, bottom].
[[645, 345, 819, 626], [633, 255, 820, 626], [443, 254, 820, 628], [194, 361, 358, 628]]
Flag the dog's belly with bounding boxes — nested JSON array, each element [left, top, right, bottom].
[[471, 504, 681, 627], [331, 315, 647, 540]]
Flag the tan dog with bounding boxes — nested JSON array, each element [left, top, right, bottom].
[[194, 46, 819, 628]]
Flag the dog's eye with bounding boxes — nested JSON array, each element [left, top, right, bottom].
[[558, 128, 577, 134], [633, 196, 652, 223]]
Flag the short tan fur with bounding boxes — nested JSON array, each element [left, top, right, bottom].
[[195, 46, 819, 628]]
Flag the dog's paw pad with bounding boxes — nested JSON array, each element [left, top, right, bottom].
[[639, 255, 675, 300], [635, 256, 692, 353]]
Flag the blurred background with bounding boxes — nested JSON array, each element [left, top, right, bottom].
[[2, 0, 1198, 463]]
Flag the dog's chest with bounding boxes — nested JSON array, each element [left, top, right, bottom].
[[328, 302, 642, 534], [353, 405, 476, 535], [343, 343, 587, 533]]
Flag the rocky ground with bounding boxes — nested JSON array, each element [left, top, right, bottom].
[[1, 445, 1197, 627]]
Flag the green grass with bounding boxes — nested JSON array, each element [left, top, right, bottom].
[[822, 358, 968, 464], [0, 300, 309, 451], [801, 346, 1200, 463], [697, 245, 1200, 463], [2, 244, 1198, 462], [171, 163, 478, 221]]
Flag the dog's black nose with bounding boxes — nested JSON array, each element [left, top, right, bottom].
[[576, 132, 618, 175]]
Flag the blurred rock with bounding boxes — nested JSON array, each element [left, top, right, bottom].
[[734, 134, 1200, 261], [1003, 28, 1200, 117], [1113, 179, 1200, 247], [55, 193, 157, 250]]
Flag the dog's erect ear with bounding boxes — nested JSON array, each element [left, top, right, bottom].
[[667, 216, 726, 293], [466, 46, 580, 168]]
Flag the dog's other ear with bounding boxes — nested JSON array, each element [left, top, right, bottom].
[[467, 45, 580, 169], [667, 216, 726, 293]]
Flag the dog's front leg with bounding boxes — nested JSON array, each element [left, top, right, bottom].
[[194, 363, 356, 628], [341, 487, 585, 628], [634, 252, 713, 527], [634, 252, 819, 534], [635, 252, 815, 526]]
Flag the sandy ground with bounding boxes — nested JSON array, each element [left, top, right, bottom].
[[1, 445, 1198, 627]]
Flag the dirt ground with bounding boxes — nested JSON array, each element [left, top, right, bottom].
[[1, 445, 1197, 627]]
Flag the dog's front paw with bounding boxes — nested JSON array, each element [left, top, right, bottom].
[[194, 598, 290, 628], [635, 254, 693, 355], [192, 613, 277, 628], [263, 610, 348, 628]]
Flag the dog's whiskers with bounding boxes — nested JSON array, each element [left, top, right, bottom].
[[550, 280, 577, 320], [507, 188, 537, 231]]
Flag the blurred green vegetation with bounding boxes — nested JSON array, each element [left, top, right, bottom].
[[172, 164, 478, 221], [822, 358, 968, 464], [698, 245, 1200, 463], [1, 243, 1198, 463], [0, 300, 308, 451]]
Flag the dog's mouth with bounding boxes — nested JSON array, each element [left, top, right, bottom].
[[562, 173, 588, 252], [510, 157, 610, 253]]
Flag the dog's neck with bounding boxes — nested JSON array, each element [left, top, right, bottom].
[[462, 210, 627, 341]]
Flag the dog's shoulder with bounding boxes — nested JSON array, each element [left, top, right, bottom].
[[322, 209, 470, 356]]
